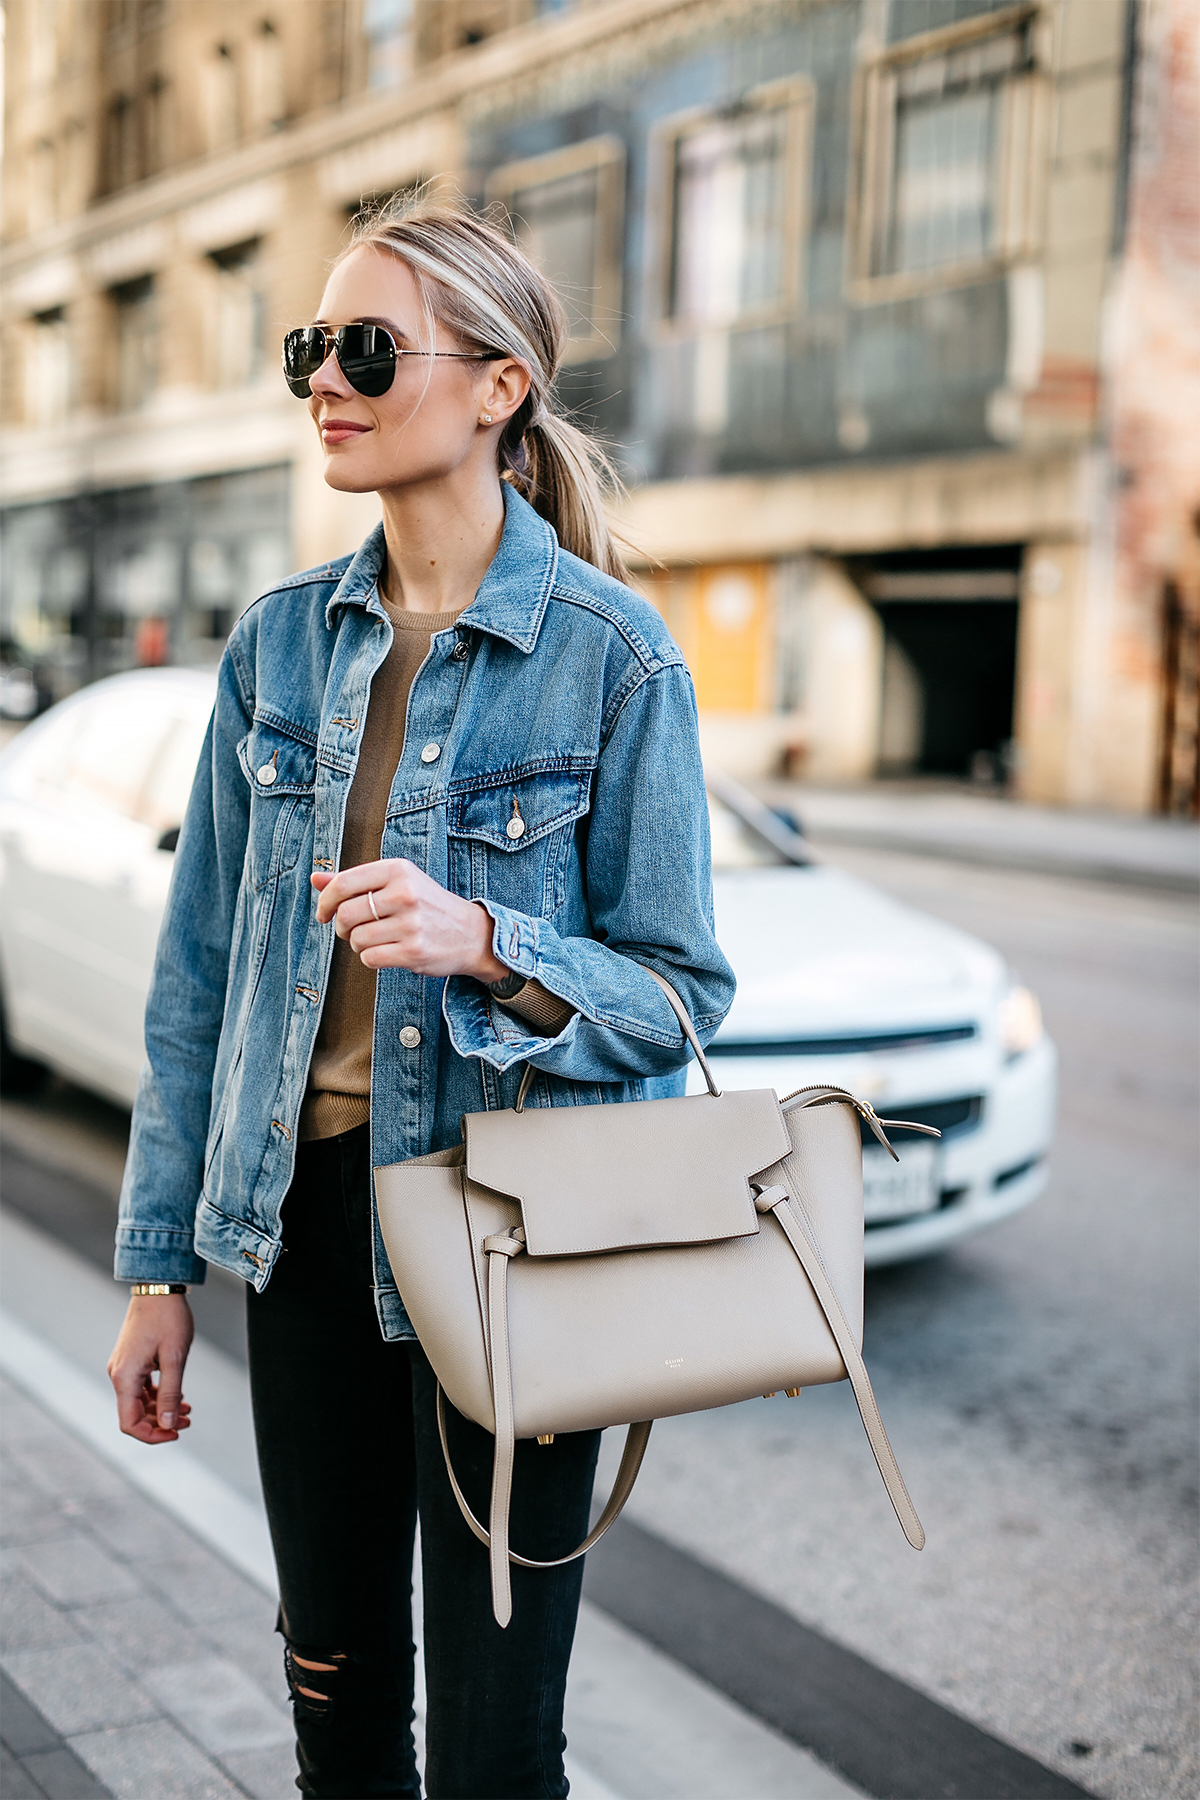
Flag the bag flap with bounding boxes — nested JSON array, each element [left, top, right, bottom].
[[463, 1087, 789, 1257]]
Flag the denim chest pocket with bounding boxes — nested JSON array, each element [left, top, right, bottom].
[[236, 723, 316, 890], [447, 768, 591, 916]]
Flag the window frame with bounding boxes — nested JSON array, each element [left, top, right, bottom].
[[648, 75, 814, 340], [110, 273, 159, 413], [846, 2, 1050, 303], [486, 135, 626, 367]]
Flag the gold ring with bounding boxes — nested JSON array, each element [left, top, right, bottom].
[[368, 889, 381, 923]]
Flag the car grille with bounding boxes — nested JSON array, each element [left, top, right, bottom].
[[707, 1024, 977, 1058], [864, 1095, 984, 1143]]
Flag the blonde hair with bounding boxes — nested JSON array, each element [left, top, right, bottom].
[[343, 194, 631, 583]]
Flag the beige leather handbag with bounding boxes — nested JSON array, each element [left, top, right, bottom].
[[375, 970, 935, 1626]]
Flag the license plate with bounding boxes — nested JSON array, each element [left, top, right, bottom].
[[862, 1140, 939, 1222]]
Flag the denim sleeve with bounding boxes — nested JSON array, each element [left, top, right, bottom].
[[114, 645, 253, 1283], [442, 663, 735, 1083]]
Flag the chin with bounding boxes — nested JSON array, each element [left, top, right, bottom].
[[322, 459, 383, 494]]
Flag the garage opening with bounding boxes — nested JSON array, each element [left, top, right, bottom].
[[857, 550, 1022, 780]]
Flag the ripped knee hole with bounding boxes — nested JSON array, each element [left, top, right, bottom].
[[284, 1645, 347, 1709]]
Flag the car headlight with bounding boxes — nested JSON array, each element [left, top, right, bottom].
[[998, 985, 1043, 1057]]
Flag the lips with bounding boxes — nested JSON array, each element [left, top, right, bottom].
[[320, 419, 370, 443]]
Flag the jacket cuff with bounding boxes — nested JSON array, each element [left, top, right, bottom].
[[113, 1229, 208, 1286], [445, 901, 582, 1069], [442, 976, 580, 1070]]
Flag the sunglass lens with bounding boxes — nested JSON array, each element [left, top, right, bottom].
[[336, 324, 396, 397], [282, 327, 327, 397]]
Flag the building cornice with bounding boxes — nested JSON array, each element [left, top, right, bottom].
[[0, 389, 304, 506], [615, 449, 1096, 561]]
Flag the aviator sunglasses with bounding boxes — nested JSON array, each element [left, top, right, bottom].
[[281, 322, 500, 399]]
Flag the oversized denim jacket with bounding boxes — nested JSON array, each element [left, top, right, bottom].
[[116, 487, 736, 1338]]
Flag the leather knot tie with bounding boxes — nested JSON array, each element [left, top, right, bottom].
[[483, 1228, 527, 1258]]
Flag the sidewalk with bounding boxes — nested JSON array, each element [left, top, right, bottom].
[[0, 1203, 858, 1800], [760, 780, 1200, 892]]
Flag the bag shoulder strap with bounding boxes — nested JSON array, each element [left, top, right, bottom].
[[751, 1185, 925, 1552], [439, 1178, 923, 1626], [514, 965, 722, 1111], [435, 1224, 652, 1627]]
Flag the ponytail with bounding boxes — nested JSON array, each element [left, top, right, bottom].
[[343, 195, 632, 583]]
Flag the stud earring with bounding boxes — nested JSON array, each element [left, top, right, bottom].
[[481, 413, 493, 424]]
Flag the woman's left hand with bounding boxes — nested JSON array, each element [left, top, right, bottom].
[[312, 860, 510, 982]]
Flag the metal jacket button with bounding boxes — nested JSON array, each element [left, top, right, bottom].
[[420, 742, 441, 763], [506, 817, 526, 839], [399, 1025, 421, 1048], [256, 764, 277, 786], [450, 640, 469, 661]]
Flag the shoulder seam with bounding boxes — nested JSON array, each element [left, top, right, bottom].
[[224, 629, 255, 715], [548, 580, 683, 674], [600, 659, 689, 750]]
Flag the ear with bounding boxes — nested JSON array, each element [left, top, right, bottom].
[[479, 357, 532, 427]]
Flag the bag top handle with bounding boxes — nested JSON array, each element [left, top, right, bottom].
[[514, 965, 722, 1111]]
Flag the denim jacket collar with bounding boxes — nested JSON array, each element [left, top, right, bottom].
[[323, 485, 558, 654]]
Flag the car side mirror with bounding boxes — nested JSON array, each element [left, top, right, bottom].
[[157, 826, 180, 853]]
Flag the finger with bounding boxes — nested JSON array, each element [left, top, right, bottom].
[[358, 939, 423, 971], [310, 870, 336, 892], [347, 918, 410, 956], [333, 893, 388, 941], [315, 860, 406, 922], [155, 1355, 186, 1431], [110, 1360, 153, 1435]]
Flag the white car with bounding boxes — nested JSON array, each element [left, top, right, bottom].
[[0, 668, 217, 1106], [0, 671, 1056, 1266], [701, 776, 1056, 1265]]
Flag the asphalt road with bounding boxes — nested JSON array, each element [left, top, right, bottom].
[[2, 848, 1196, 1800], [598, 847, 1198, 1800]]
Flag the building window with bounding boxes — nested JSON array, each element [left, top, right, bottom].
[[416, 1, 535, 64], [111, 275, 158, 411], [658, 82, 812, 329], [208, 240, 267, 388], [28, 138, 58, 231], [852, 10, 1044, 294], [143, 76, 169, 176], [247, 20, 286, 129], [106, 95, 139, 191], [364, 0, 414, 89], [203, 43, 240, 151], [25, 309, 73, 427], [488, 138, 625, 364]]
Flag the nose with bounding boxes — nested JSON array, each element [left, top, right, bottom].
[[309, 348, 351, 400]]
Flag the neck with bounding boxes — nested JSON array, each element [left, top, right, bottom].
[[377, 463, 506, 615]]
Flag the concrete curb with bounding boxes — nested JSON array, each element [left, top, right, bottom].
[[802, 825, 1200, 893]]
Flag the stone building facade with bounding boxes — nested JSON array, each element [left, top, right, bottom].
[[2, 0, 1197, 811]]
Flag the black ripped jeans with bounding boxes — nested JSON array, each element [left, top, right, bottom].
[[246, 1126, 601, 1799]]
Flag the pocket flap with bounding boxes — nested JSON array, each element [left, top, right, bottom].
[[237, 723, 316, 796], [463, 1088, 789, 1257], [447, 769, 590, 852]]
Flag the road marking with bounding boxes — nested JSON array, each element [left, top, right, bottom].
[[585, 1520, 1097, 1800]]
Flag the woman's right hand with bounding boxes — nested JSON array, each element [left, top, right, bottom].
[[107, 1295, 195, 1444]]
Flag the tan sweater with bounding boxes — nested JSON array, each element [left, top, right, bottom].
[[301, 593, 575, 1141]]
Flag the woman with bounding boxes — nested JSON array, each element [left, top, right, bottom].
[[107, 198, 735, 1799]]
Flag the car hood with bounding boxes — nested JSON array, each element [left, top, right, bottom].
[[710, 864, 1006, 1040]]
